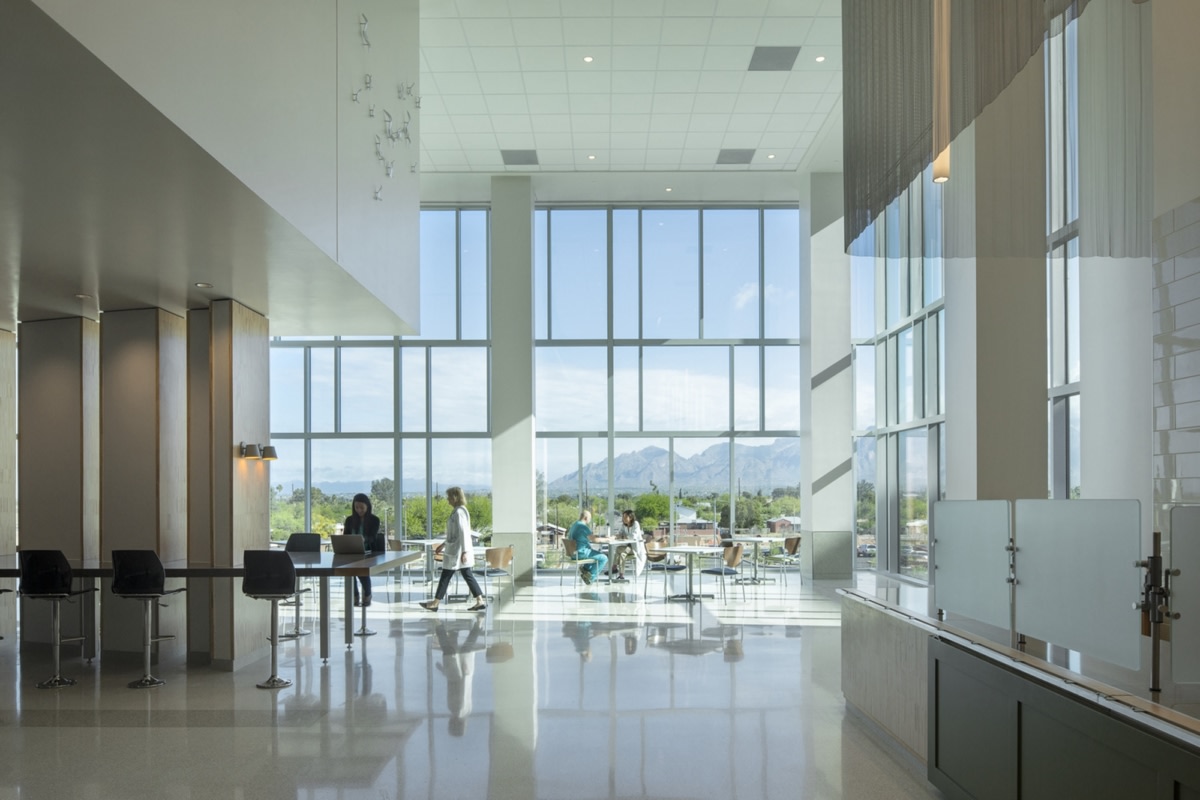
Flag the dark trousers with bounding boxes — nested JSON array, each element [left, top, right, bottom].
[[354, 576, 372, 601], [434, 566, 483, 601]]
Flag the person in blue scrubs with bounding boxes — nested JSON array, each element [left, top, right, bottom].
[[567, 509, 607, 585]]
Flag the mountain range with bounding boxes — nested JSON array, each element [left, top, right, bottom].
[[546, 438, 801, 495]]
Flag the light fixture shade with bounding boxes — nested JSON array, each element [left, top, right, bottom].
[[241, 442, 261, 459], [260, 445, 278, 461]]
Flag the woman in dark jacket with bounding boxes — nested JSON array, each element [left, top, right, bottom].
[[344, 492, 383, 606]]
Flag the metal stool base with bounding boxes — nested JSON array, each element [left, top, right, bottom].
[[37, 675, 77, 689], [129, 675, 166, 689], [354, 627, 377, 637], [257, 675, 292, 689], [283, 627, 311, 638]]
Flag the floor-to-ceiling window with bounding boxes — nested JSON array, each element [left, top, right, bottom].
[[1047, 7, 1081, 499], [851, 169, 944, 579], [535, 207, 802, 541], [267, 208, 492, 541]]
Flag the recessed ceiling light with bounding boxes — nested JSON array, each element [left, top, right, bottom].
[[767, 154, 776, 159], [583, 56, 593, 63], [74, 293, 91, 301], [587, 154, 596, 160], [815, 55, 826, 63], [195, 282, 214, 289], [665, 187, 672, 192]]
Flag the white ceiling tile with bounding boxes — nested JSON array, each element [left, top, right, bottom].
[[740, 72, 790, 93], [702, 46, 753, 71], [651, 94, 694, 115], [646, 131, 687, 148], [707, 18, 764, 45], [563, 18, 613, 45], [529, 114, 574, 132], [611, 46, 660, 71], [486, 95, 532, 115], [765, 113, 807, 132], [696, 93, 738, 114], [518, 47, 567, 71], [784, 71, 833, 93], [562, 0, 613, 15], [803, 113, 824, 132], [505, 1, 564, 17], [478, 72, 528, 95], [613, 0, 665, 16], [512, 18, 565, 46], [654, 71, 701, 94], [610, 114, 651, 132], [612, 17, 662, 45], [422, 18, 468, 47], [566, 72, 612, 94], [572, 132, 610, 149], [805, 17, 841, 45], [656, 46, 706, 70], [684, 131, 725, 148], [420, 2, 460, 18], [758, 132, 803, 148], [725, 112, 772, 132], [733, 93, 781, 114], [456, 133, 500, 150], [423, 47, 477, 72], [775, 93, 820, 113], [442, 95, 490, 114], [424, 149, 470, 167], [522, 73, 570, 94], [766, 0, 823, 16], [610, 132, 649, 150], [571, 114, 611, 133], [418, 94, 446, 115], [757, 18, 813, 46], [461, 17, 516, 46], [568, 93, 613, 114], [537, 149, 576, 165], [717, 0, 768, 15], [649, 113, 692, 131], [611, 71, 658, 92], [495, 132, 537, 148], [535, 132, 575, 149], [817, 0, 841, 16], [453, 115, 495, 134], [420, 114, 457, 133], [455, 0, 508, 18], [721, 131, 763, 148], [663, 0, 713, 16], [465, 150, 505, 167], [609, 155, 647, 169], [471, 47, 523, 72], [680, 149, 720, 165], [434, 73, 485, 94], [526, 94, 571, 113], [661, 17, 713, 45], [644, 149, 683, 166], [611, 93, 653, 114], [690, 113, 731, 132], [492, 114, 534, 133], [815, 93, 836, 113], [699, 70, 747, 93]]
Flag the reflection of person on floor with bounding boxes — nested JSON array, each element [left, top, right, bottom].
[[562, 620, 595, 661], [435, 618, 483, 736]]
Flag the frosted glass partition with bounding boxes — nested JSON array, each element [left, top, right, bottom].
[[1014, 500, 1142, 670], [931, 500, 1012, 630], [1170, 506, 1200, 683]]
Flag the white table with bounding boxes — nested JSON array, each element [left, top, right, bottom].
[[401, 538, 445, 582], [595, 537, 642, 584], [732, 536, 786, 583], [659, 545, 722, 601]]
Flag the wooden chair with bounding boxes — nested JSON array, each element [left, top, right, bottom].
[[561, 538, 597, 589], [643, 540, 684, 599], [766, 535, 802, 588], [482, 545, 515, 598], [700, 543, 746, 603]]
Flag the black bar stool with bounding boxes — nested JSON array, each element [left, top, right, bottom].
[[18, 550, 95, 689], [281, 533, 320, 639], [242, 550, 299, 689], [111, 550, 186, 689]]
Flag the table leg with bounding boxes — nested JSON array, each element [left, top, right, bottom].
[[344, 576, 354, 648], [319, 576, 330, 661]]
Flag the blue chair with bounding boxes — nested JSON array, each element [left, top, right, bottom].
[[643, 540, 685, 600]]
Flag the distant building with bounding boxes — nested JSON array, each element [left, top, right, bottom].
[[766, 516, 802, 533]]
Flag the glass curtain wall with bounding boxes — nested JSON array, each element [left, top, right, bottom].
[[851, 168, 944, 579], [535, 207, 803, 544], [1047, 9, 1081, 499], [268, 208, 492, 542]]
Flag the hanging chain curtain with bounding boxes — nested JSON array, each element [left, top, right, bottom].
[[843, 0, 1092, 250]]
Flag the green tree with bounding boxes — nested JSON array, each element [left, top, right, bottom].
[[635, 493, 670, 530], [770, 495, 802, 517]]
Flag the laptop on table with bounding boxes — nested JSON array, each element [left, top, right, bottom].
[[329, 534, 367, 555]]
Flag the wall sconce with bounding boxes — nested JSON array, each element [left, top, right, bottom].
[[240, 443, 278, 460]]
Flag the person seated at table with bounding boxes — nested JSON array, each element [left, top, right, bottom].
[[420, 487, 486, 612], [567, 509, 607, 586], [612, 509, 647, 580], [343, 492, 384, 606]]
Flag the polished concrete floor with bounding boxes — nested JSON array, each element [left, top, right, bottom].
[[0, 568, 941, 800]]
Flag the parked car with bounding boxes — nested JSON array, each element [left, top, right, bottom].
[[857, 543, 877, 558]]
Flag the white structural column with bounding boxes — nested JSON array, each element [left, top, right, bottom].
[[801, 173, 854, 579], [489, 176, 537, 583], [99, 308, 187, 655], [18, 318, 101, 646], [0, 331, 14, 636], [186, 300, 271, 670]]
